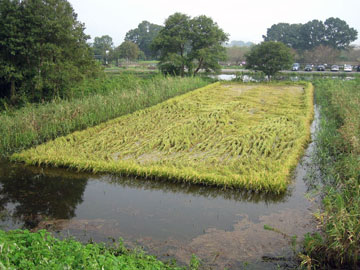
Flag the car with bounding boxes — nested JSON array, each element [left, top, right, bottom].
[[317, 65, 325, 71], [357, 65, 360, 72], [292, 63, 300, 71], [304, 64, 312, 71], [343, 64, 352, 72], [331, 65, 339, 72]]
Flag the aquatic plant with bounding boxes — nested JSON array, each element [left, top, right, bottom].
[[12, 82, 314, 193]]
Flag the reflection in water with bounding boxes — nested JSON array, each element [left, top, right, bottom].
[[101, 175, 289, 204], [0, 162, 88, 229]]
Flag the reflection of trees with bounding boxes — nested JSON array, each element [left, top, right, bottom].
[[0, 156, 290, 232], [0, 161, 88, 229], [100, 175, 289, 204]]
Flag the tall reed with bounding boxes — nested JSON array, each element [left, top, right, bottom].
[[302, 78, 360, 268]]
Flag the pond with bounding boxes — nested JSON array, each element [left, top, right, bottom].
[[0, 108, 320, 269]]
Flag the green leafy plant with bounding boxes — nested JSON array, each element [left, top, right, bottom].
[[0, 229, 191, 270]]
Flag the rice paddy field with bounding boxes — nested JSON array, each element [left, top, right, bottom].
[[12, 82, 314, 193]]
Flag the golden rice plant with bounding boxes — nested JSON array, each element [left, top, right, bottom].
[[12, 82, 314, 193]]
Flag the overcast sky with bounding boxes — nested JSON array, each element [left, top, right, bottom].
[[69, 0, 360, 47]]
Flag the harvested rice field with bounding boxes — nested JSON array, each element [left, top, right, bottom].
[[12, 82, 314, 193]]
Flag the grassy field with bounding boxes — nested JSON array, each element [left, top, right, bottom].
[[0, 229, 194, 270], [12, 82, 314, 193], [0, 74, 209, 156], [302, 79, 360, 268]]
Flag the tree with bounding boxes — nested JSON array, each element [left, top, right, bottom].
[[125, 21, 163, 59], [151, 13, 228, 76], [0, 0, 100, 102], [302, 45, 340, 65], [116, 41, 140, 61], [226, 46, 251, 65], [324, 17, 358, 50], [263, 23, 302, 49], [299, 20, 326, 50], [188, 15, 228, 74], [263, 18, 358, 51], [245, 41, 293, 78], [92, 35, 113, 65]]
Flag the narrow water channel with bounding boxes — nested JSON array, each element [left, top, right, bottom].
[[0, 107, 319, 269]]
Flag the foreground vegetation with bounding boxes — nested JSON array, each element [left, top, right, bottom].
[[303, 79, 360, 268], [0, 74, 209, 155], [13, 82, 313, 193], [0, 229, 193, 270]]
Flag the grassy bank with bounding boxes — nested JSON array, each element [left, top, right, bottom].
[[12, 82, 314, 193], [0, 74, 210, 156], [302, 79, 360, 268], [0, 229, 194, 270]]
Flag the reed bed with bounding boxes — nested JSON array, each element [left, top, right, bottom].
[[12, 82, 314, 193], [302, 79, 360, 268], [0, 74, 209, 155]]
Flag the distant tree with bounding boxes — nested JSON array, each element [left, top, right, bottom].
[[125, 21, 163, 59], [117, 41, 140, 61], [299, 20, 326, 50], [152, 13, 228, 76], [263, 18, 358, 51], [0, 0, 100, 103], [302, 45, 340, 65], [227, 40, 254, 47], [245, 41, 293, 78], [263, 23, 302, 49], [339, 45, 360, 62], [226, 46, 251, 65], [92, 35, 113, 65], [324, 17, 358, 50]]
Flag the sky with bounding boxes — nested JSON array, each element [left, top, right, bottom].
[[69, 0, 360, 47]]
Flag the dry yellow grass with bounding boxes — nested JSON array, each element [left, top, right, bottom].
[[12, 82, 314, 193]]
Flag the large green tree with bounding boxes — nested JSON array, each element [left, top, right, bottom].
[[324, 17, 358, 49], [263, 23, 302, 49], [299, 19, 326, 50], [245, 41, 293, 78], [152, 13, 228, 76], [125, 21, 163, 59], [0, 0, 100, 102], [263, 17, 358, 51]]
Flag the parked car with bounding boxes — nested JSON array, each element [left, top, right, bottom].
[[344, 64, 352, 72], [357, 65, 360, 72], [317, 65, 325, 71], [330, 65, 339, 72], [304, 64, 312, 71], [292, 63, 300, 71]]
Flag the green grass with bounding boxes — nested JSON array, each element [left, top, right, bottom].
[[0, 229, 194, 270], [0, 74, 210, 156], [12, 82, 314, 193], [302, 79, 360, 268]]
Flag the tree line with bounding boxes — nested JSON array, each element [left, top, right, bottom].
[[263, 17, 357, 51], [1, 0, 358, 104]]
